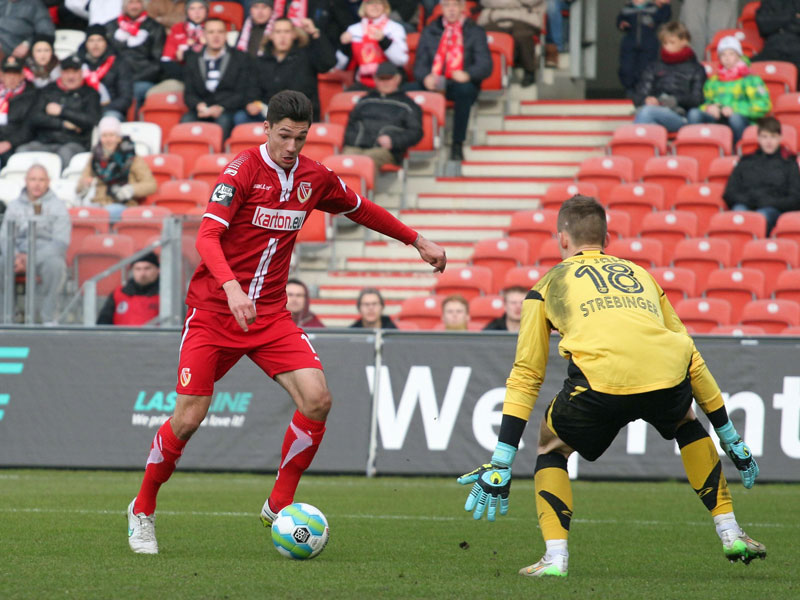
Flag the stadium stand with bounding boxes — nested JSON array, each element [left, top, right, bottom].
[[704, 267, 766, 324], [396, 296, 445, 330], [164, 122, 224, 178], [650, 267, 697, 307], [507, 209, 558, 263], [740, 299, 800, 333], [706, 156, 739, 186], [607, 124, 668, 181], [675, 297, 732, 333], [142, 154, 184, 186], [606, 183, 664, 231], [707, 211, 768, 264], [773, 270, 800, 304], [469, 238, 528, 293], [672, 183, 726, 230], [640, 210, 698, 263], [433, 266, 493, 301], [575, 156, 634, 204], [147, 180, 210, 214], [541, 182, 599, 210], [606, 238, 664, 269], [641, 156, 699, 206], [672, 237, 733, 289], [468, 295, 504, 328], [749, 61, 797, 108], [673, 124, 732, 181]]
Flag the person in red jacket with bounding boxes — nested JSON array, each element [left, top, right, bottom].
[[96, 251, 159, 325]]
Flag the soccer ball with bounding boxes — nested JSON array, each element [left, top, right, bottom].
[[271, 503, 330, 560]]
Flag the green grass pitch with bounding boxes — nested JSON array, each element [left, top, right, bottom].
[[2, 470, 798, 599]]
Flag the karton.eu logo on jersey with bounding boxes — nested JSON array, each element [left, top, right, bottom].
[[252, 206, 306, 231]]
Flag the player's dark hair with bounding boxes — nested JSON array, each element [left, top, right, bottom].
[[357, 287, 385, 308], [267, 90, 313, 126], [757, 115, 782, 135], [557, 195, 607, 247]]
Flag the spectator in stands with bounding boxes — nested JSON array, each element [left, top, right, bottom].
[[182, 17, 249, 138], [0, 57, 37, 167], [632, 21, 706, 132], [0, 164, 70, 325], [236, 0, 274, 56], [442, 294, 470, 330], [387, 0, 419, 33], [239, 16, 335, 123], [76, 116, 157, 222], [18, 55, 101, 167], [482, 286, 526, 332], [616, 0, 672, 97], [24, 35, 61, 89], [336, 0, 408, 90], [0, 0, 55, 64], [342, 62, 423, 170], [105, 0, 167, 109], [65, 0, 123, 25], [478, 0, 546, 88], [270, 0, 332, 32], [97, 251, 160, 325], [79, 25, 134, 121], [329, 0, 361, 51], [723, 116, 800, 235], [286, 278, 325, 328], [161, 0, 208, 81], [148, 0, 188, 30], [751, 0, 800, 80], [679, 0, 738, 60], [688, 35, 772, 145], [545, 0, 569, 68], [414, 0, 492, 161], [349, 287, 397, 328]]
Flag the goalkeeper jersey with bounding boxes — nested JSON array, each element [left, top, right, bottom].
[[503, 250, 724, 421]]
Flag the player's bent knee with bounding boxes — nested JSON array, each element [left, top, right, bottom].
[[675, 419, 709, 448], [300, 388, 331, 421], [172, 394, 212, 439]]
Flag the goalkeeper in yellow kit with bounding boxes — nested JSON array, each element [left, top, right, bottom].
[[458, 195, 765, 577]]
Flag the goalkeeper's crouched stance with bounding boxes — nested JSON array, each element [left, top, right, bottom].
[[459, 196, 766, 578]]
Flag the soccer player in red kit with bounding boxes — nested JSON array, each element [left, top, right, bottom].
[[127, 90, 447, 554]]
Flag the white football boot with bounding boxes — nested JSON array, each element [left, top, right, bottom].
[[260, 498, 279, 528], [127, 498, 158, 554], [519, 554, 568, 577], [721, 528, 767, 564]]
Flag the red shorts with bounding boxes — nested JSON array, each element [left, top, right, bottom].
[[176, 307, 322, 395]]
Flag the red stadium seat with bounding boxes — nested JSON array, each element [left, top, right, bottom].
[[503, 265, 547, 291], [67, 206, 110, 267], [321, 154, 375, 198], [672, 183, 726, 230], [704, 267, 766, 323], [433, 266, 493, 300], [74, 233, 135, 296], [773, 270, 800, 303], [781, 325, 800, 335], [325, 91, 366, 127], [317, 70, 355, 119], [405, 32, 419, 81], [606, 183, 664, 231], [576, 156, 634, 204], [741, 299, 800, 333], [773, 92, 800, 137], [709, 324, 766, 335], [141, 153, 184, 187], [605, 208, 632, 239], [225, 122, 265, 155], [750, 61, 797, 108], [507, 209, 558, 262], [640, 210, 698, 263], [482, 31, 513, 93], [607, 124, 668, 180], [296, 211, 331, 245], [534, 237, 563, 269], [164, 122, 223, 177], [113, 206, 172, 251], [673, 124, 733, 181], [672, 237, 733, 289], [738, 2, 762, 43], [469, 295, 505, 328], [189, 153, 234, 188], [772, 210, 800, 246], [397, 295, 445, 329], [394, 319, 421, 330], [740, 238, 799, 291], [707, 211, 767, 264], [470, 237, 529, 293], [407, 91, 446, 158], [303, 123, 345, 163], [139, 92, 187, 141], [650, 266, 697, 307], [675, 297, 732, 332], [737, 123, 797, 155], [706, 155, 739, 185], [642, 156, 699, 207], [606, 237, 664, 268], [209, 1, 244, 30], [705, 29, 759, 63], [541, 182, 599, 210], [148, 180, 210, 214]]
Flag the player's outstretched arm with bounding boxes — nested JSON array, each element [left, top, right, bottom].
[[222, 280, 257, 332], [412, 234, 447, 273]]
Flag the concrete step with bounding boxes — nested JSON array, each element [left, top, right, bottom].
[[409, 225, 507, 242], [461, 161, 579, 178], [485, 131, 612, 147], [314, 271, 437, 289], [410, 177, 564, 195], [465, 146, 600, 162], [318, 285, 434, 301], [346, 257, 469, 272], [519, 99, 635, 116], [415, 193, 541, 212], [503, 115, 631, 133], [364, 240, 476, 260], [398, 209, 514, 228]]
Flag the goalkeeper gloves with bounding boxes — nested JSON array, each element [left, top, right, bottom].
[[715, 421, 759, 489], [457, 442, 516, 521]]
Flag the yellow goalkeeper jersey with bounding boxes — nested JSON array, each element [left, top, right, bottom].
[[503, 250, 724, 421]]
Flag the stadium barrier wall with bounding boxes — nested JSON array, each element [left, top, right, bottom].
[[0, 329, 798, 482]]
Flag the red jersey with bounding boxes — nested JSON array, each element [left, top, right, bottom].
[[186, 144, 418, 315]]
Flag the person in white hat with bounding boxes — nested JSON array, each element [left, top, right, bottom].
[[687, 35, 771, 144]]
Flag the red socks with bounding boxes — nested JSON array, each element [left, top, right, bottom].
[[269, 410, 326, 511], [133, 418, 187, 516]]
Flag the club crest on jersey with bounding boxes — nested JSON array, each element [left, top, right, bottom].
[[211, 183, 235, 206], [179, 367, 191, 387], [297, 181, 312, 203], [252, 206, 306, 230]]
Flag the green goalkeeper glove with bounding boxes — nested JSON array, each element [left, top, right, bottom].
[[715, 421, 759, 489], [457, 442, 516, 521]]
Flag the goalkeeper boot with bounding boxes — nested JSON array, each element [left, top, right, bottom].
[[260, 498, 279, 528], [127, 498, 158, 554], [519, 554, 568, 578], [721, 529, 766, 565]]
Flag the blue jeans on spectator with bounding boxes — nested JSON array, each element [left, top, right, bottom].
[[133, 81, 155, 110], [181, 109, 235, 140], [687, 107, 749, 145], [445, 80, 480, 145], [634, 105, 687, 132], [234, 109, 262, 127], [730, 203, 782, 235], [546, 0, 569, 51]]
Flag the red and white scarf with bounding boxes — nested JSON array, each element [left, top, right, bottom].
[[267, 0, 307, 33], [351, 16, 390, 88], [82, 55, 115, 91], [717, 60, 750, 82], [185, 21, 205, 52], [0, 80, 26, 124], [432, 18, 464, 79], [236, 17, 267, 54], [115, 13, 150, 47]]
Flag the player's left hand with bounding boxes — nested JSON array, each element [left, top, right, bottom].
[[457, 463, 511, 521], [413, 235, 446, 273], [715, 421, 759, 488], [223, 280, 257, 332]]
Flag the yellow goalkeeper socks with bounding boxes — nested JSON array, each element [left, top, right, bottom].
[[676, 420, 733, 516], [534, 453, 573, 541]]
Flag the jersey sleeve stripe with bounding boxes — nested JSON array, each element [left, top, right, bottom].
[[339, 193, 362, 215], [203, 213, 230, 228], [525, 290, 544, 301]]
